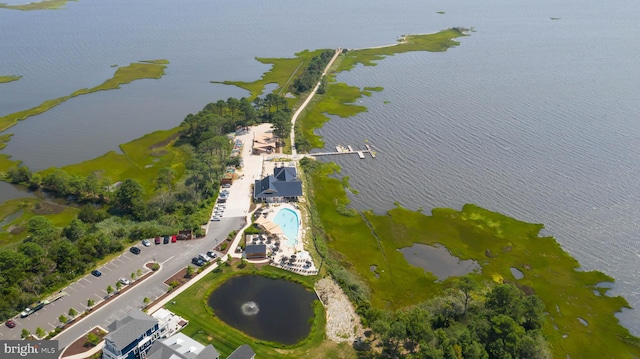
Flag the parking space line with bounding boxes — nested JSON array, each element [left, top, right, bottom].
[[48, 322, 56, 329], [95, 294, 103, 299], [76, 282, 85, 288], [101, 267, 112, 272], [67, 286, 78, 292], [82, 278, 92, 284]]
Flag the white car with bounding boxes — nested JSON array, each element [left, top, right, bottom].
[[141, 239, 150, 247], [119, 277, 131, 285], [211, 216, 222, 222], [199, 253, 211, 262]]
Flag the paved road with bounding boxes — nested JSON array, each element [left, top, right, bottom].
[[0, 217, 244, 349]]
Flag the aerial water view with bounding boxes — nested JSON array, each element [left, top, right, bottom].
[[1, 0, 639, 358]]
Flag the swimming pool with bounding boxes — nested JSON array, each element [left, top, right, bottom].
[[273, 208, 299, 246]]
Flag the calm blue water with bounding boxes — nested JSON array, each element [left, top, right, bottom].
[[1, 0, 640, 335], [273, 208, 299, 246]]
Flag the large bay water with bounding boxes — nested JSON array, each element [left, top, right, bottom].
[[1, 0, 639, 334]]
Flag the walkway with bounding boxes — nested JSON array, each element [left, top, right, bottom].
[[290, 48, 342, 155]]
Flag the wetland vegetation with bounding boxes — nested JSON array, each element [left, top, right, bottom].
[[0, 75, 21, 83], [0, 0, 75, 11], [0, 60, 169, 134]]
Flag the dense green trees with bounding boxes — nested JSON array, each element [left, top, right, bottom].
[[291, 50, 334, 94], [357, 281, 550, 359]]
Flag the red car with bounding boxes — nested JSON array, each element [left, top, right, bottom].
[[5, 319, 16, 328], [154, 237, 161, 245], [171, 235, 177, 243]]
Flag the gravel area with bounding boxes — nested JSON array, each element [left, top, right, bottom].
[[315, 277, 364, 343]]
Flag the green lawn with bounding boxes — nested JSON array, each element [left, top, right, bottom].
[[165, 263, 356, 359], [0, 60, 168, 133], [0, 0, 75, 11]]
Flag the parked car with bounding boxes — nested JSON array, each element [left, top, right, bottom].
[[199, 253, 211, 262], [130, 247, 141, 255], [142, 239, 151, 247], [5, 319, 16, 328], [119, 277, 131, 285], [163, 235, 170, 244], [171, 235, 177, 243], [191, 257, 205, 266], [217, 198, 227, 204], [91, 270, 102, 277], [207, 251, 217, 259], [211, 216, 222, 222], [155, 236, 161, 245], [222, 183, 231, 188]]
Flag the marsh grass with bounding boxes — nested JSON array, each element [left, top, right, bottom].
[[212, 49, 328, 99], [58, 127, 186, 197], [0, 0, 74, 11], [0, 198, 78, 248], [0, 61, 168, 133], [305, 160, 640, 358], [166, 264, 355, 358], [0, 75, 21, 83]]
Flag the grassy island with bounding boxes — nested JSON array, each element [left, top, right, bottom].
[[0, 60, 169, 134], [0, 0, 75, 11], [0, 75, 21, 83]]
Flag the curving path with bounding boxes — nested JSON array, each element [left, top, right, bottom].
[[290, 48, 342, 156]]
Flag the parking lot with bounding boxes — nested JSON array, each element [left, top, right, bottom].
[[0, 216, 244, 345]]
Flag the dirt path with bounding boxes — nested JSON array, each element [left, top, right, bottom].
[[315, 277, 364, 343], [290, 48, 342, 155]]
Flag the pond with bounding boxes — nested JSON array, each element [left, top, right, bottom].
[[399, 243, 480, 280], [207, 275, 318, 345]]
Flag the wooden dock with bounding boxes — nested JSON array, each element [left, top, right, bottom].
[[310, 144, 376, 159]]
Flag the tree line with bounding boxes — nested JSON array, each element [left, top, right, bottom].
[[355, 279, 550, 359], [291, 50, 334, 94], [0, 96, 280, 320]]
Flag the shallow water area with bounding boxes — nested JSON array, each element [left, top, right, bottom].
[[399, 243, 480, 280], [207, 275, 317, 345]]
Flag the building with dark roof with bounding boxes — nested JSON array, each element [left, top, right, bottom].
[[227, 344, 256, 359], [245, 244, 267, 259], [254, 165, 302, 203], [103, 309, 163, 359], [146, 333, 219, 359]]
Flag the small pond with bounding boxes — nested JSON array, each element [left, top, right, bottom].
[[400, 243, 480, 280], [510, 267, 524, 280], [208, 275, 318, 345]]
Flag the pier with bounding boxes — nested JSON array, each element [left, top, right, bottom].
[[309, 144, 377, 159]]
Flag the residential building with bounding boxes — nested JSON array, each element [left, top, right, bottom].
[[253, 165, 303, 202], [103, 309, 164, 359], [227, 344, 256, 359], [146, 333, 219, 359]]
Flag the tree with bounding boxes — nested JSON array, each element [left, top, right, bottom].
[[62, 218, 87, 242], [456, 275, 478, 316], [87, 299, 95, 308], [35, 327, 46, 339], [186, 265, 194, 278], [215, 99, 226, 116], [116, 281, 123, 291], [114, 178, 144, 214], [87, 332, 100, 346], [486, 284, 524, 322], [143, 297, 150, 304], [106, 285, 114, 296], [137, 269, 142, 277], [27, 216, 58, 245], [272, 110, 291, 139], [58, 315, 68, 325], [157, 167, 176, 194], [131, 272, 136, 280], [226, 97, 240, 120], [68, 307, 78, 317], [21, 329, 31, 339]]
